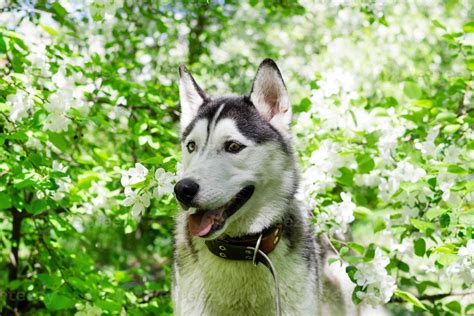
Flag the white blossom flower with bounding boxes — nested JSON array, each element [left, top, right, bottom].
[[25, 133, 42, 150], [42, 67, 91, 132], [315, 192, 356, 235], [443, 145, 462, 164], [355, 170, 381, 187], [121, 163, 148, 187], [153, 168, 175, 197], [354, 248, 396, 306], [436, 169, 457, 202], [445, 240, 474, 285], [7, 89, 35, 122], [123, 187, 151, 218], [90, 181, 112, 209], [414, 126, 442, 157], [459, 240, 474, 259], [309, 140, 344, 173], [378, 160, 426, 200], [43, 113, 71, 132], [302, 140, 351, 195], [52, 160, 68, 173], [75, 302, 103, 316], [51, 177, 71, 201]]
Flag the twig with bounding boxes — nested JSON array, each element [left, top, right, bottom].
[[391, 290, 474, 303]]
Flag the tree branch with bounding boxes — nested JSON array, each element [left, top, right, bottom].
[[391, 290, 474, 304], [5, 208, 26, 315]]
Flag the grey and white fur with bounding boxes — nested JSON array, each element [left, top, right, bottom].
[[172, 59, 368, 316]]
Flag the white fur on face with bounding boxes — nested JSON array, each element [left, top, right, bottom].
[[180, 117, 295, 237]]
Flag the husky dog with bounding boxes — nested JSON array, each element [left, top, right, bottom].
[[172, 59, 351, 316]]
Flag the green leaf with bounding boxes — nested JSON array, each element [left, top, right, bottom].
[[151, 19, 166, 34], [48, 132, 68, 152], [437, 253, 459, 266], [7, 132, 28, 141], [432, 19, 447, 31], [0, 33, 6, 53], [364, 243, 376, 261], [440, 213, 450, 228], [412, 99, 433, 108], [403, 82, 423, 99], [373, 217, 386, 233], [78, 172, 102, 190], [353, 206, 371, 219], [51, 2, 68, 19], [95, 300, 122, 312], [410, 218, 435, 235], [294, 97, 312, 113], [394, 289, 427, 310], [443, 124, 460, 134], [142, 155, 164, 164], [466, 304, 474, 314], [445, 300, 461, 313], [339, 246, 349, 256], [413, 238, 426, 257], [432, 243, 457, 254], [425, 207, 446, 220], [40, 25, 59, 36], [26, 199, 47, 214], [346, 266, 357, 283], [416, 280, 440, 295], [347, 242, 365, 254], [37, 274, 62, 289], [356, 153, 375, 173], [336, 167, 354, 186], [43, 293, 75, 311], [447, 165, 467, 174], [463, 21, 474, 33], [10, 52, 25, 73], [328, 257, 339, 265], [351, 285, 362, 305], [0, 192, 12, 209], [467, 58, 474, 71], [398, 260, 410, 272]]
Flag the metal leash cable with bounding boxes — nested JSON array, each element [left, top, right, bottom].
[[250, 234, 282, 316]]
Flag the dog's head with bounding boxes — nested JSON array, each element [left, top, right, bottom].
[[175, 59, 297, 239]]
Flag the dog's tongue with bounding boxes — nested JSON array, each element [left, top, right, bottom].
[[188, 208, 225, 237]]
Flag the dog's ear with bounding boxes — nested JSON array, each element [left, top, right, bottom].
[[249, 59, 291, 132], [179, 65, 207, 130]]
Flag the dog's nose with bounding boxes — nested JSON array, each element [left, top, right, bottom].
[[174, 178, 199, 206]]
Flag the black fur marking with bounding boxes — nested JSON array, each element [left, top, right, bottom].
[[303, 231, 318, 270], [183, 228, 199, 263], [214, 96, 279, 143], [282, 210, 304, 251], [182, 96, 290, 155], [182, 100, 220, 140]]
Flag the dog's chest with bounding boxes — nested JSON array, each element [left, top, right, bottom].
[[175, 241, 317, 316]]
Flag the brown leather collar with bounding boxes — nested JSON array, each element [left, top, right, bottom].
[[205, 224, 283, 265]]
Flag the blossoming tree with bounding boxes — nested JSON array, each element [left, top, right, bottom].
[[0, 0, 473, 315]]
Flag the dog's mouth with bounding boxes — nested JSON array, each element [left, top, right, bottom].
[[187, 185, 255, 237]]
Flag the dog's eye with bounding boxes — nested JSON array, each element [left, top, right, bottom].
[[186, 141, 196, 153], [224, 141, 245, 153]]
